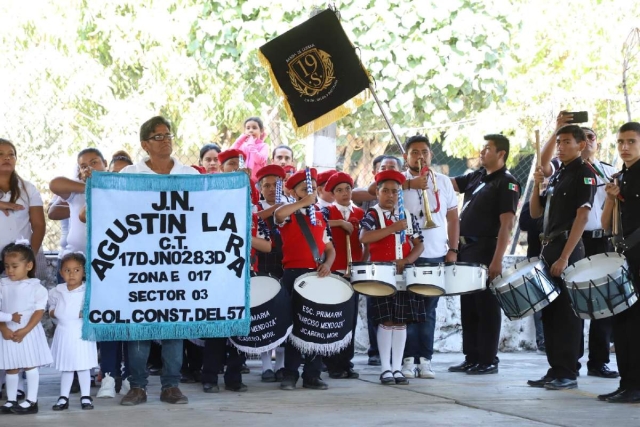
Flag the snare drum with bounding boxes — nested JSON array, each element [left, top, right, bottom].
[[489, 258, 559, 320], [405, 263, 445, 296], [230, 272, 292, 354], [291, 272, 355, 355], [444, 262, 488, 295], [562, 252, 638, 319], [350, 262, 397, 296]]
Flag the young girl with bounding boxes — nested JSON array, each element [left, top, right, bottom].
[[231, 117, 269, 181], [49, 252, 98, 411], [109, 150, 133, 173], [195, 143, 221, 174], [0, 242, 53, 415]]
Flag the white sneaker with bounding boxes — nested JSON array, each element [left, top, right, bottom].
[[417, 357, 435, 379], [401, 357, 417, 378], [96, 373, 116, 398], [120, 377, 130, 395]]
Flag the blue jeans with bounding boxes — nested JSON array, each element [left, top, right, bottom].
[[403, 256, 443, 363], [128, 339, 183, 389]]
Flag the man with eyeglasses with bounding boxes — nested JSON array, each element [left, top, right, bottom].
[[119, 116, 198, 406], [539, 115, 619, 381]]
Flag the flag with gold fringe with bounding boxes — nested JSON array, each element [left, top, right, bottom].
[[259, 8, 371, 136]]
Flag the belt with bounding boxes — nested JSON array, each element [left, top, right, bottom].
[[459, 236, 497, 246], [582, 229, 610, 239], [539, 230, 569, 244]]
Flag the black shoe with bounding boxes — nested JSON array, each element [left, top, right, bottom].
[[280, 376, 297, 391], [225, 383, 248, 392], [606, 389, 640, 403], [598, 388, 625, 401], [262, 369, 277, 382], [467, 363, 498, 375], [380, 371, 395, 385], [52, 396, 69, 411], [81, 396, 94, 410], [393, 371, 409, 385], [302, 377, 328, 390], [368, 355, 381, 366], [70, 373, 80, 394], [544, 378, 578, 390], [11, 400, 38, 415], [275, 368, 285, 382], [1, 401, 17, 414], [329, 371, 347, 379], [180, 372, 196, 384], [448, 360, 477, 373], [202, 383, 219, 393], [345, 368, 359, 379], [588, 365, 620, 379], [240, 364, 250, 374], [527, 375, 554, 388]]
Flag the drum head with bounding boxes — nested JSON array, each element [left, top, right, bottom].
[[352, 282, 395, 296], [294, 272, 353, 304], [407, 284, 445, 296], [563, 253, 626, 286], [250, 275, 282, 307], [491, 259, 540, 290]]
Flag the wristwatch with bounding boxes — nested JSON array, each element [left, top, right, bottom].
[[448, 248, 459, 254]]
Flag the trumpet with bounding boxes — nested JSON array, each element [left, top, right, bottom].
[[417, 158, 438, 229]]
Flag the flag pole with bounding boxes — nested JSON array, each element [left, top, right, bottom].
[[369, 85, 405, 154]]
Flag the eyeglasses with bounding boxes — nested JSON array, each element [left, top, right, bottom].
[[147, 133, 174, 142]]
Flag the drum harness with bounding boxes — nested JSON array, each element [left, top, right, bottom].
[[611, 171, 640, 253], [295, 213, 325, 265], [373, 205, 413, 261]]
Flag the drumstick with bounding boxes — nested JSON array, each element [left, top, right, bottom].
[[345, 235, 352, 278], [535, 130, 541, 167]]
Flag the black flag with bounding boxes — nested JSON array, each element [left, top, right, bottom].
[[259, 9, 371, 136]]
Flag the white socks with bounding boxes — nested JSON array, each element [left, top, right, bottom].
[[60, 371, 74, 398], [391, 326, 407, 373], [377, 325, 393, 376], [261, 351, 272, 372], [274, 347, 285, 372], [24, 368, 39, 405], [4, 373, 18, 403], [78, 370, 91, 397]]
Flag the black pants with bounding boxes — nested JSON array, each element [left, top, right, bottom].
[[540, 238, 585, 380], [614, 254, 640, 391], [282, 268, 323, 381], [579, 235, 613, 370], [181, 340, 203, 375], [459, 240, 502, 365], [324, 293, 358, 373], [201, 338, 245, 386], [367, 296, 379, 357]]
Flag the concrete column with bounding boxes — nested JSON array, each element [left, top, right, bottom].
[[305, 123, 337, 172]]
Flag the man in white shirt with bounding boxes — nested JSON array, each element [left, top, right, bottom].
[[119, 116, 198, 407], [399, 135, 460, 379]]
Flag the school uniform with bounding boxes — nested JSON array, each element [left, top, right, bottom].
[[536, 157, 596, 385], [256, 200, 285, 279], [452, 166, 520, 372], [323, 202, 364, 377]]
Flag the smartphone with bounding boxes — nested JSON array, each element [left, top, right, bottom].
[[564, 111, 589, 124]]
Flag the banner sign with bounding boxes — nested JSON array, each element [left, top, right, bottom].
[[259, 8, 371, 136], [82, 172, 251, 341]]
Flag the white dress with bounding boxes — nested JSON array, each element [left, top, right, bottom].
[[48, 283, 98, 371], [0, 278, 53, 369]]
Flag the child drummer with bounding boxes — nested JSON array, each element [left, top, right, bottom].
[[359, 170, 425, 385], [274, 168, 336, 391]]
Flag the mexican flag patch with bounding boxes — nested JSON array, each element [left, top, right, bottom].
[[508, 183, 519, 192], [584, 178, 596, 185]]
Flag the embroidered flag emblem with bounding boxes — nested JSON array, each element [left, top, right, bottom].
[[584, 178, 596, 185], [508, 183, 519, 192]]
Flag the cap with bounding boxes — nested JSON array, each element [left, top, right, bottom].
[[286, 168, 317, 190], [256, 164, 285, 181], [325, 171, 354, 192], [218, 149, 246, 165]]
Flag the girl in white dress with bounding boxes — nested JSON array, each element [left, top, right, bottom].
[[0, 242, 52, 415], [49, 252, 98, 411]]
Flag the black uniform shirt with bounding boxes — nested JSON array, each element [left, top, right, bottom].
[[455, 166, 521, 237], [619, 159, 640, 238], [540, 156, 596, 235]]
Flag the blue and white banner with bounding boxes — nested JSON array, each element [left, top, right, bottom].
[[82, 172, 251, 341]]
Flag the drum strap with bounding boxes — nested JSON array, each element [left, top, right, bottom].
[[294, 213, 324, 264], [542, 186, 553, 238], [373, 205, 405, 259]]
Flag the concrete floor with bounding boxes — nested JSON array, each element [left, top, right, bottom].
[[4, 352, 639, 427]]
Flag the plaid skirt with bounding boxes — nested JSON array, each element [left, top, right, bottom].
[[369, 291, 429, 324]]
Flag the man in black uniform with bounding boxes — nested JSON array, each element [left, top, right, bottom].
[[528, 125, 596, 390], [600, 122, 640, 403], [449, 134, 520, 375]]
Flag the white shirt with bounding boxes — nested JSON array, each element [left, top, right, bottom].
[[120, 156, 199, 175], [63, 191, 87, 254], [585, 160, 617, 231], [331, 201, 355, 220], [316, 198, 332, 209], [402, 170, 457, 258], [0, 180, 43, 254]]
